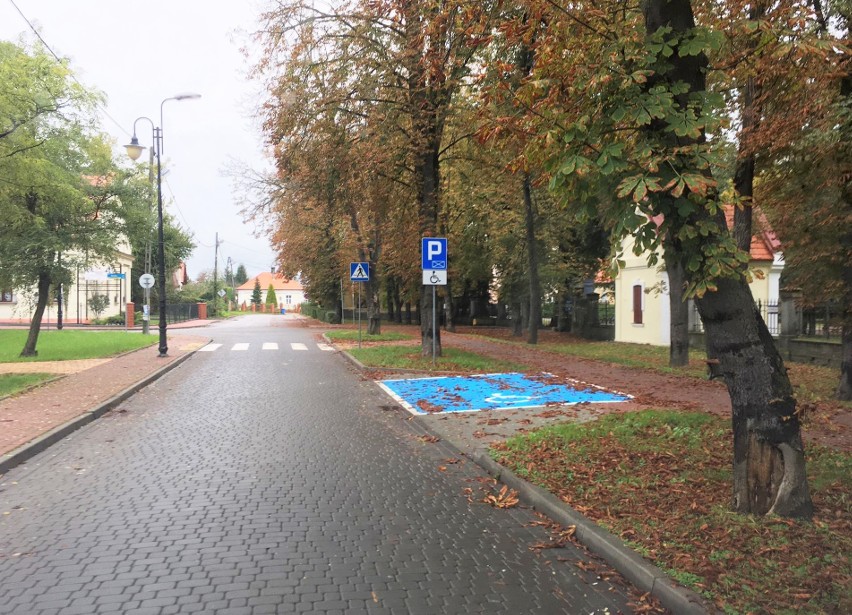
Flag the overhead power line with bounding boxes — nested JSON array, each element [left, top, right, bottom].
[[7, 0, 131, 137]]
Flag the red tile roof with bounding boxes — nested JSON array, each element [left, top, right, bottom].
[[723, 207, 780, 262], [236, 272, 303, 291]]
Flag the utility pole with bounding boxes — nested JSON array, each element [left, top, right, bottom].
[[212, 232, 222, 316], [225, 256, 234, 310]]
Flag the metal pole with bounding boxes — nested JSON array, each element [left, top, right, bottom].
[[432, 284, 436, 366], [341, 279, 345, 324], [155, 126, 168, 357], [213, 232, 219, 317], [358, 283, 362, 349]]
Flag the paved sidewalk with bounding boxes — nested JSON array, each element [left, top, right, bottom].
[[0, 334, 210, 473]]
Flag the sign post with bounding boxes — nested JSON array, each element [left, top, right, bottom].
[[350, 262, 370, 348], [421, 238, 448, 366], [139, 273, 155, 335]]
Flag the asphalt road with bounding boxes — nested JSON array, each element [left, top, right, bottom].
[[0, 316, 638, 614]]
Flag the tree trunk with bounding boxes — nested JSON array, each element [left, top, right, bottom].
[[416, 137, 443, 356], [394, 285, 403, 324], [367, 279, 382, 336], [511, 302, 523, 337], [20, 270, 52, 357], [405, 301, 412, 325], [444, 279, 456, 333], [839, 321, 852, 400], [386, 279, 396, 323], [836, 62, 852, 400], [664, 248, 689, 366], [645, 0, 812, 518], [694, 274, 812, 518], [523, 174, 541, 345]]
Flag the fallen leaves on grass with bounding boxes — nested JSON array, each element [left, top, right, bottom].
[[491, 409, 851, 615]]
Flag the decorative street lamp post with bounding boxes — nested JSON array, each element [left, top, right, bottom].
[[125, 93, 200, 357]]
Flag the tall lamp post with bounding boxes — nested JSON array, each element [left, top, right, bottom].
[[125, 93, 200, 357]]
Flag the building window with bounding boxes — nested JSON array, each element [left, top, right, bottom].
[[632, 284, 643, 324], [1, 290, 13, 303], [285, 294, 292, 305]]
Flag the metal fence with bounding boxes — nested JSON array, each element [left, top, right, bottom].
[[598, 300, 615, 326], [801, 302, 844, 340], [690, 299, 780, 336], [153, 302, 198, 324]]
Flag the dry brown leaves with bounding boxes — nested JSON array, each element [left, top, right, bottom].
[[416, 400, 444, 413], [482, 485, 520, 509]]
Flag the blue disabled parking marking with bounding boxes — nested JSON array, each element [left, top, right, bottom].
[[377, 372, 631, 415]]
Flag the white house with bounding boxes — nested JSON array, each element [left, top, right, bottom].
[[236, 272, 305, 310], [0, 237, 135, 325], [613, 209, 784, 346]]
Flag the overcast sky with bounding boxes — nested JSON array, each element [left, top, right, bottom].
[[0, 0, 278, 280]]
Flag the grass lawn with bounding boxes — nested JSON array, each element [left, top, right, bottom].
[[325, 330, 415, 342], [349, 345, 526, 372], [491, 410, 851, 614], [544, 340, 709, 378], [488, 337, 848, 407], [0, 373, 56, 397], [0, 330, 157, 362]]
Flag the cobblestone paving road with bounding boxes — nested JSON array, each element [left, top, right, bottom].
[[0, 318, 638, 614]]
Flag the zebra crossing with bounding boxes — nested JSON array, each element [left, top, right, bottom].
[[197, 342, 335, 353]]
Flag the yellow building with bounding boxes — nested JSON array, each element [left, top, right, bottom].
[[614, 211, 784, 346]]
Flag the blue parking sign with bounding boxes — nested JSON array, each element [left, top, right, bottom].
[[421, 238, 447, 270]]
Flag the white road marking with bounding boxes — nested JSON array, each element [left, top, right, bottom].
[[232, 343, 250, 351], [290, 343, 308, 351], [317, 343, 334, 352], [262, 343, 279, 350], [198, 343, 222, 352]]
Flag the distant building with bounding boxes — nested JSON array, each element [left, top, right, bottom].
[[235, 272, 305, 310]]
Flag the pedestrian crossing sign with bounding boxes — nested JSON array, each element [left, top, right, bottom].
[[350, 262, 370, 282]]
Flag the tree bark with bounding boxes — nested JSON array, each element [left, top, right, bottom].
[[511, 301, 523, 337], [386, 279, 395, 323], [664, 247, 689, 367], [523, 174, 541, 345], [836, 49, 852, 400], [20, 270, 52, 357], [416, 136, 443, 356], [394, 284, 403, 324], [644, 0, 813, 518]]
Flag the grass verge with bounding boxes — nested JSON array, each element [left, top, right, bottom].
[[0, 373, 56, 397], [474, 334, 849, 408], [0, 331, 157, 362], [491, 409, 851, 614], [349, 345, 526, 372], [325, 330, 414, 342]]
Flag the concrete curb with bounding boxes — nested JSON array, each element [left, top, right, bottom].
[[0, 351, 196, 475], [474, 453, 710, 615], [366, 363, 712, 615], [334, 338, 710, 613]]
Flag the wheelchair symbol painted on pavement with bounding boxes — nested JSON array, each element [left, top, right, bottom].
[[484, 392, 536, 404]]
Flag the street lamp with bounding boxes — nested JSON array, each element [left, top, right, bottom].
[[125, 93, 200, 357]]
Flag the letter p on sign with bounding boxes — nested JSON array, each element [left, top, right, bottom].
[[421, 237, 447, 270]]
